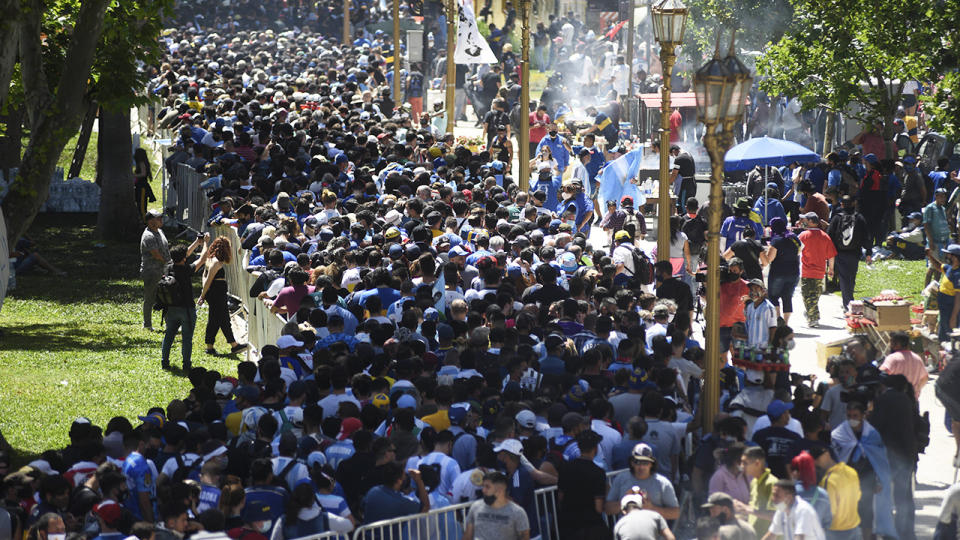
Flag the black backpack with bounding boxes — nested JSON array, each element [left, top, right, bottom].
[[171, 454, 202, 483], [272, 457, 301, 489], [155, 264, 182, 308], [833, 212, 858, 250], [628, 247, 655, 285], [682, 214, 707, 247]]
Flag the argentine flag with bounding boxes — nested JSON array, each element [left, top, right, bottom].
[[597, 147, 645, 210]]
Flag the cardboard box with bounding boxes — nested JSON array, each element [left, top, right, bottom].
[[924, 310, 939, 334], [863, 301, 912, 331], [816, 338, 852, 369]]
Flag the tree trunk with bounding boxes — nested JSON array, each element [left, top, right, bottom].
[[96, 108, 141, 240], [0, 0, 20, 109], [0, 106, 23, 170], [2, 0, 111, 245]]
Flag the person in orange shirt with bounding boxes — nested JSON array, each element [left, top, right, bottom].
[[798, 212, 837, 328], [669, 108, 682, 144]]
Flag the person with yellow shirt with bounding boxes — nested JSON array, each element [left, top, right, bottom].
[[735, 446, 779, 538], [422, 385, 454, 432], [931, 244, 960, 342], [811, 445, 861, 540]]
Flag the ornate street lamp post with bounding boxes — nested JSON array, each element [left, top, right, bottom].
[[694, 32, 749, 428], [651, 0, 687, 261]]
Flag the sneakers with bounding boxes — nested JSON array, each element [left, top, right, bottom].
[[161, 362, 170, 371], [230, 343, 249, 354], [807, 320, 819, 329]]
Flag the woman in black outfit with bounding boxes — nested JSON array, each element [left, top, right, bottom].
[[198, 236, 247, 355]]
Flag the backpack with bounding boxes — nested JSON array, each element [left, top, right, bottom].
[[682, 214, 707, 247], [277, 410, 295, 435], [621, 209, 642, 236], [272, 458, 301, 489], [834, 212, 858, 249], [628, 247, 655, 285], [155, 264, 182, 308], [171, 454, 202, 483]]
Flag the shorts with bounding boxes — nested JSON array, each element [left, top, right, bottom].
[[901, 94, 917, 109], [937, 381, 960, 422]]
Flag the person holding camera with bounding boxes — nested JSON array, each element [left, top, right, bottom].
[[161, 234, 207, 371], [717, 258, 750, 354]]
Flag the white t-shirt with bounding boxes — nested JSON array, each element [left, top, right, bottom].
[[768, 497, 826, 540], [613, 244, 635, 275]]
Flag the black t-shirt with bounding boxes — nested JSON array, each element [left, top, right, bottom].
[[673, 151, 696, 178], [455, 64, 468, 88], [171, 263, 195, 307], [481, 71, 501, 99], [656, 277, 693, 314], [751, 426, 801, 479], [769, 234, 801, 276], [730, 239, 764, 280], [557, 457, 606, 526]]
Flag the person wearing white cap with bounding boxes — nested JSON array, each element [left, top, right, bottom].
[[612, 488, 675, 540], [606, 443, 679, 520]]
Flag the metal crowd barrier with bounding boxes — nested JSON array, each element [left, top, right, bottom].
[[293, 532, 349, 540], [174, 163, 211, 232], [208, 224, 286, 357], [350, 500, 471, 540]]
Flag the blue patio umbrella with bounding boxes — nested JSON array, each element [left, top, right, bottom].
[[724, 136, 821, 172]]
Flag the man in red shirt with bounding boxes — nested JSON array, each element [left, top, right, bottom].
[[669, 109, 682, 144], [528, 104, 550, 157], [718, 258, 750, 355], [798, 212, 837, 328]]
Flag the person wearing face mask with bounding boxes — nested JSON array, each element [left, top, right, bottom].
[[830, 402, 897, 540], [492, 439, 541, 538], [463, 471, 530, 540], [26, 513, 65, 540], [534, 123, 572, 174], [761, 479, 826, 540], [702, 492, 756, 540]]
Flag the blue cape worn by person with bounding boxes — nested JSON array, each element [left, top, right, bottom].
[[831, 420, 898, 539]]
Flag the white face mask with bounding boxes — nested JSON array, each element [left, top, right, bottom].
[[774, 501, 788, 512], [848, 419, 862, 429], [48, 535, 66, 540], [257, 521, 272, 533], [786, 339, 796, 350]]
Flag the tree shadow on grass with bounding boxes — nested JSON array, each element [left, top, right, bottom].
[[0, 322, 157, 352]]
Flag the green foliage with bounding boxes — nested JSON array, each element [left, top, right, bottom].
[[92, 0, 175, 111], [924, 72, 960, 141], [756, 0, 945, 127], [683, 0, 793, 67]]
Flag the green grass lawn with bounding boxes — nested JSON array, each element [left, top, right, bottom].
[[852, 259, 928, 302], [0, 214, 240, 460]]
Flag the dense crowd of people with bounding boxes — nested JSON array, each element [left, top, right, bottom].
[[5, 2, 960, 540]]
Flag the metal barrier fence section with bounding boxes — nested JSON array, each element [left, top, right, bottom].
[[292, 532, 349, 540], [350, 501, 471, 540], [174, 163, 211, 232], [209, 224, 286, 357]]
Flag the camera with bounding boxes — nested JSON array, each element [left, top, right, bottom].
[[840, 381, 881, 404], [694, 262, 739, 284]]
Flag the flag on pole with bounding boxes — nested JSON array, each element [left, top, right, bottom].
[[454, 0, 498, 64], [604, 20, 627, 40], [596, 147, 645, 210]]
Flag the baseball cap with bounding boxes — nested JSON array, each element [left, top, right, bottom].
[[943, 244, 960, 257], [396, 394, 417, 409], [630, 442, 656, 462], [277, 334, 303, 349], [907, 211, 922, 221], [242, 501, 273, 523], [747, 278, 765, 288], [145, 209, 163, 221], [800, 211, 820, 220], [863, 153, 879, 165], [766, 399, 794, 419], [515, 410, 536, 429], [620, 491, 645, 508], [448, 404, 468, 425], [701, 492, 735, 509], [614, 230, 631, 242], [385, 226, 401, 240], [620, 196, 634, 207], [94, 501, 123, 526], [492, 438, 524, 456], [338, 417, 362, 440], [450, 245, 469, 257], [371, 393, 391, 410]]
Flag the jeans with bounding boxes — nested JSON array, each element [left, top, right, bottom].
[[533, 45, 546, 71], [825, 528, 861, 540], [888, 452, 917, 540], [768, 271, 799, 314], [835, 251, 860, 310], [939, 292, 955, 342], [162, 306, 196, 367], [142, 268, 163, 328]]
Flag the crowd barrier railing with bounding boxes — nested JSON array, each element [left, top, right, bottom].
[[350, 500, 471, 540], [293, 532, 349, 540], [174, 163, 212, 233], [209, 223, 286, 357]]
